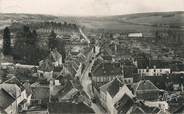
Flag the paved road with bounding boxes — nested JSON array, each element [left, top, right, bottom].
[[79, 30, 105, 114], [79, 28, 90, 44], [80, 55, 95, 98], [80, 56, 106, 114]]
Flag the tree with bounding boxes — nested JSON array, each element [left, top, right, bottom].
[[13, 25, 47, 65], [48, 30, 56, 50], [30, 30, 37, 45], [55, 38, 66, 63], [3, 27, 11, 55]]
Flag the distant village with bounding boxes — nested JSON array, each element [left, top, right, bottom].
[[0, 18, 184, 114]]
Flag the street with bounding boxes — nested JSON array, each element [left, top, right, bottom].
[[79, 29, 106, 114], [80, 56, 106, 114]]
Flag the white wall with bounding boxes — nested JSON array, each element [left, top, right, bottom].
[[138, 68, 171, 76]]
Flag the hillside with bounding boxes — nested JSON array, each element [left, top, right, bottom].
[[58, 11, 184, 32], [0, 11, 183, 32], [0, 13, 57, 30]]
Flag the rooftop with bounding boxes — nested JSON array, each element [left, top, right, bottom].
[[55, 80, 73, 98], [48, 102, 95, 114], [0, 83, 21, 98], [31, 85, 50, 100], [4, 76, 25, 91], [49, 49, 62, 62], [0, 88, 15, 109], [114, 94, 134, 114], [134, 80, 160, 92], [137, 60, 170, 69], [100, 78, 123, 97], [92, 62, 122, 77]]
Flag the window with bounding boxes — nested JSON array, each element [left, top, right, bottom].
[[128, 79, 131, 83], [146, 69, 149, 72], [154, 69, 156, 72]]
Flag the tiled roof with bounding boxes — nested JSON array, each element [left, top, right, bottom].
[[4, 76, 25, 91], [130, 105, 145, 114], [39, 59, 54, 72], [65, 62, 77, 77], [31, 86, 50, 100], [92, 62, 122, 77], [53, 66, 63, 72], [73, 59, 80, 68], [140, 104, 160, 114], [100, 78, 123, 97], [174, 105, 184, 113], [101, 55, 112, 61], [0, 88, 15, 109], [82, 47, 92, 57], [49, 49, 62, 62], [60, 88, 79, 100], [137, 60, 169, 69], [114, 94, 134, 114], [48, 102, 95, 113], [134, 80, 160, 92], [0, 83, 21, 98], [123, 65, 138, 78], [171, 63, 184, 71], [0, 107, 7, 114], [77, 53, 86, 62], [56, 80, 73, 98]]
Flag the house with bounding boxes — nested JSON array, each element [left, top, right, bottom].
[[113, 93, 134, 114], [131, 102, 169, 114], [39, 58, 54, 72], [31, 82, 50, 105], [0, 62, 14, 70], [64, 61, 77, 78], [170, 62, 184, 74], [133, 80, 161, 101], [0, 88, 17, 114], [121, 60, 138, 83], [99, 78, 134, 114], [49, 79, 74, 102], [49, 49, 63, 67], [64, 51, 88, 78], [59, 88, 79, 102], [21, 104, 48, 114], [137, 60, 171, 76], [0, 69, 6, 83], [91, 61, 123, 86], [70, 46, 81, 56], [38, 50, 63, 81], [173, 105, 184, 114], [128, 33, 143, 38], [128, 105, 145, 114], [0, 76, 30, 113], [144, 74, 184, 91], [48, 102, 95, 114], [52, 66, 63, 79], [39, 49, 63, 69], [2, 76, 31, 112]]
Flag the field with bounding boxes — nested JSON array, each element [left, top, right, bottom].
[[0, 11, 183, 33], [58, 11, 184, 32]]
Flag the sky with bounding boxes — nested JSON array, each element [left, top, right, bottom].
[[0, 0, 184, 16]]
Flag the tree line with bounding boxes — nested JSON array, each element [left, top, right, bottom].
[[155, 29, 184, 46], [27, 21, 78, 32]]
